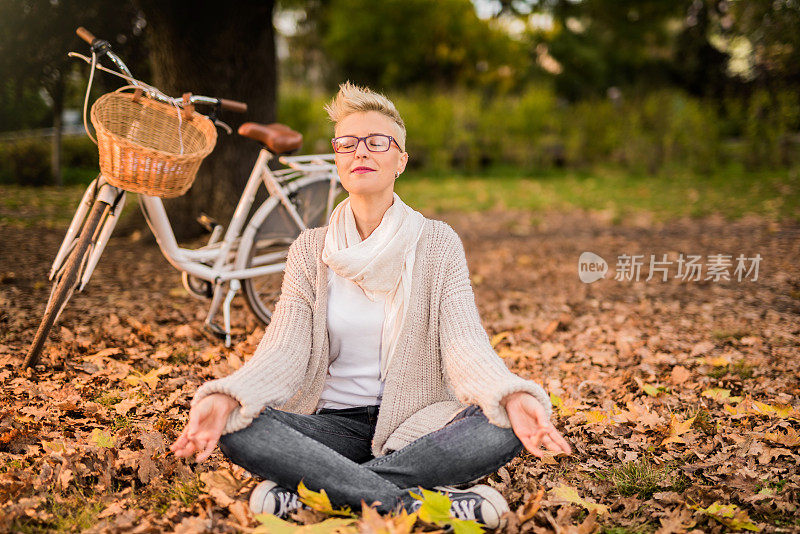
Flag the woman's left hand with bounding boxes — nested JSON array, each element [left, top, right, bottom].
[[502, 391, 572, 458]]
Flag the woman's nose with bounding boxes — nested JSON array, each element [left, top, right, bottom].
[[354, 139, 371, 158]]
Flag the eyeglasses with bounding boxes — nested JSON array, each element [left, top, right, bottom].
[[331, 134, 402, 154]]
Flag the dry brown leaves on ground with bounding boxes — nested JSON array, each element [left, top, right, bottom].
[[0, 209, 798, 533]]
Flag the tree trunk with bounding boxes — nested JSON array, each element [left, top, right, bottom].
[[137, 0, 277, 241]]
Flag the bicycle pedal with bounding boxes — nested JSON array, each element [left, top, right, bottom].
[[196, 213, 220, 233]]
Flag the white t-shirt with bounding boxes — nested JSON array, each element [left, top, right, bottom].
[[315, 267, 386, 411]]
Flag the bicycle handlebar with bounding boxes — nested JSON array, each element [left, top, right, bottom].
[[74, 27, 247, 114], [219, 98, 248, 113], [77, 27, 96, 44]]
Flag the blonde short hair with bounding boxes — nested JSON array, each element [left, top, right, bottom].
[[324, 81, 406, 151]]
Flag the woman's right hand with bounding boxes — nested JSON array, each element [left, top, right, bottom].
[[169, 393, 239, 462]]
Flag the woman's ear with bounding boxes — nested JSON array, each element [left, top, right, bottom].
[[397, 151, 409, 176]]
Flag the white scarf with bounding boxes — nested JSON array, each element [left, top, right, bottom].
[[322, 192, 426, 380]]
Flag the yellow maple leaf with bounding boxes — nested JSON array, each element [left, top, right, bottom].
[[41, 440, 67, 454], [584, 410, 610, 424], [359, 503, 417, 534], [490, 331, 511, 348], [701, 388, 742, 403], [297, 480, 354, 517], [497, 347, 524, 363], [660, 414, 696, 446], [642, 384, 664, 397], [254, 514, 357, 533], [550, 393, 578, 417], [697, 355, 731, 367], [773, 404, 798, 419], [752, 401, 798, 419], [90, 428, 115, 448], [549, 483, 609, 515], [124, 367, 170, 389], [689, 501, 760, 531]]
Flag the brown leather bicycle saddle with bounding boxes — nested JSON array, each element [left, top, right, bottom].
[[238, 122, 303, 154]]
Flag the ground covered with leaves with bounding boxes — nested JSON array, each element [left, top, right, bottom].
[[1, 208, 798, 533]]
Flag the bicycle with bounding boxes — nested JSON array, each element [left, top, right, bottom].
[[23, 28, 344, 369]]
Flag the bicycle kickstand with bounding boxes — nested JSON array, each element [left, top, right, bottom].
[[204, 279, 240, 347]]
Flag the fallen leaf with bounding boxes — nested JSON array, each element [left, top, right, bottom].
[[701, 388, 742, 404], [229, 500, 252, 526], [690, 341, 714, 356], [669, 365, 692, 385], [124, 367, 170, 389], [643, 384, 665, 397], [696, 354, 731, 367], [200, 469, 240, 500], [655, 506, 696, 534], [549, 483, 609, 515], [660, 414, 696, 446], [583, 410, 612, 425], [297, 480, 353, 517], [550, 393, 578, 417], [763, 427, 800, 447], [254, 514, 357, 533], [98, 500, 127, 519], [491, 331, 511, 348], [114, 397, 140, 416], [90, 429, 116, 448], [359, 502, 417, 534], [688, 501, 760, 531]]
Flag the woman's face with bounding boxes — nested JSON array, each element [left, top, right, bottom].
[[333, 111, 408, 199]]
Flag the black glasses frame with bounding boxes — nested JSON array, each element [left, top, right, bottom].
[[331, 134, 402, 153]]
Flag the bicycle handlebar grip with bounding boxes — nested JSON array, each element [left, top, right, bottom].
[[219, 99, 248, 113], [76, 27, 96, 44]]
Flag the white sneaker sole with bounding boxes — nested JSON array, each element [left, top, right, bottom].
[[249, 479, 280, 515]]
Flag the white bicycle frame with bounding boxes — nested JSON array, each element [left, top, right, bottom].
[[49, 148, 340, 345]]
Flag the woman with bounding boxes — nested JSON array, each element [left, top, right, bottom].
[[170, 82, 572, 529]]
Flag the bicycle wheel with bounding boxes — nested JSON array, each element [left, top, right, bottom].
[[242, 175, 343, 325], [24, 199, 110, 369]]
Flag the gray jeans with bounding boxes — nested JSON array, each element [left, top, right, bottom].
[[218, 404, 524, 514]]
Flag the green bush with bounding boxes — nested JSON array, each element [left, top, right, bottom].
[[744, 89, 800, 169], [300, 85, 798, 173], [4, 87, 798, 186], [0, 138, 51, 186], [62, 137, 99, 170], [0, 136, 98, 186], [277, 86, 333, 155]]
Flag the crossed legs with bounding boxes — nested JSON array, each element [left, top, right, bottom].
[[218, 404, 523, 514]]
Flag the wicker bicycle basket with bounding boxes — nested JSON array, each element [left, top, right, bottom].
[[90, 89, 218, 198]]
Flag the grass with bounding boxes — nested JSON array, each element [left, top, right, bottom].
[[711, 328, 752, 342], [2, 164, 798, 228], [601, 526, 657, 534], [93, 391, 123, 407], [134, 474, 203, 515], [398, 165, 800, 223], [0, 185, 90, 228], [10, 486, 106, 533], [594, 458, 686, 499], [705, 361, 755, 380]]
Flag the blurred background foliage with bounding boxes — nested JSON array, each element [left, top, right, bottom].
[[1, 0, 799, 186]]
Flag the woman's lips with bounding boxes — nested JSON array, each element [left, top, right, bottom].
[[352, 167, 375, 174]]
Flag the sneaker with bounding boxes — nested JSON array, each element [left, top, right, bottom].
[[249, 479, 311, 519], [434, 484, 510, 529]]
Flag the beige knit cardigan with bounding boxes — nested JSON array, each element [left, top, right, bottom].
[[191, 219, 553, 458]]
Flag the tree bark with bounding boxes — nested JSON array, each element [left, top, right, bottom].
[[136, 0, 277, 241]]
